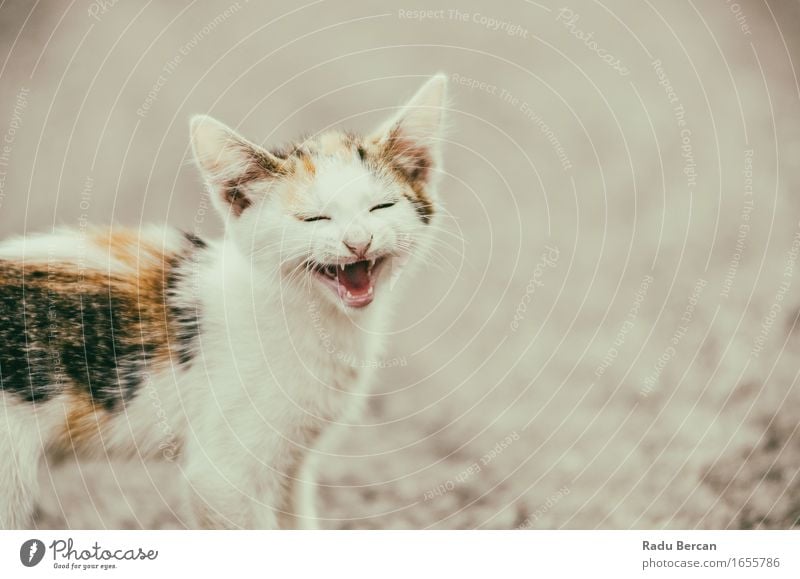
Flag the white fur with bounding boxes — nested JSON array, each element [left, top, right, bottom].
[[0, 75, 448, 529]]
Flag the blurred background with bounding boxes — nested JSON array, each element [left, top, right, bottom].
[[2, 0, 800, 528]]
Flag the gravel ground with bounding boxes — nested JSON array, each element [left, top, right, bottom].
[[0, 0, 799, 529]]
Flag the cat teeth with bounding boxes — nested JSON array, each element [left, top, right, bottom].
[[340, 263, 346, 271], [367, 286, 373, 295], [346, 290, 354, 298]]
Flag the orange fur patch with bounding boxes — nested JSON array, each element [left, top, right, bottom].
[[94, 229, 164, 271], [301, 154, 316, 177], [53, 390, 107, 454], [89, 230, 183, 369]]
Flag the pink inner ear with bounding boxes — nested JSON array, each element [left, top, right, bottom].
[[386, 129, 432, 185]]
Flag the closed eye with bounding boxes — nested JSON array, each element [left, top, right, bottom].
[[370, 202, 396, 212], [301, 215, 331, 222]]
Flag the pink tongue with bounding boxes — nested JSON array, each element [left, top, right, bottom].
[[338, 261, 371, 293]]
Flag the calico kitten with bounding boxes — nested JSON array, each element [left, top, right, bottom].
[[0, 75, 448, 529]]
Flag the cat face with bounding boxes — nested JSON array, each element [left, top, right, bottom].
[[191, 75, 447, 311]]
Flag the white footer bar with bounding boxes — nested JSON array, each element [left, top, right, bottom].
[[1, 531, 797, 578]]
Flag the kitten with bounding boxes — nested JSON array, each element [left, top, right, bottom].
[[0, 74, 448, 529]]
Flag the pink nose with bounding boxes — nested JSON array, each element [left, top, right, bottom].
[[343, 235, 373, 258]]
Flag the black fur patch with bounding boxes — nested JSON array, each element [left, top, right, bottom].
[[0, 265, 151, 407], [184, 231, 207, 249], [166, 235, 204, 366], [402, 191, 434, 225], [221, 186, 252, 216], [0, 236, 205, 409]]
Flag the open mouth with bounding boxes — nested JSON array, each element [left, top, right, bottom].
[[308, 257, 388, 308]]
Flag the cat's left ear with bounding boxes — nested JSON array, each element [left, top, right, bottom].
[[190, 115, 285, 218], [372, 74, 448, 189]]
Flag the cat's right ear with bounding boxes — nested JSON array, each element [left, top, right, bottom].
[[370, 74, 448, 190], [190, 115, 285, 218]]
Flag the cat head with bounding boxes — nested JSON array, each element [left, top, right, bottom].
[[190, 74, 447, 312]]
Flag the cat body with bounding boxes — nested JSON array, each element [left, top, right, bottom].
[[0, 75, 448, 529]]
